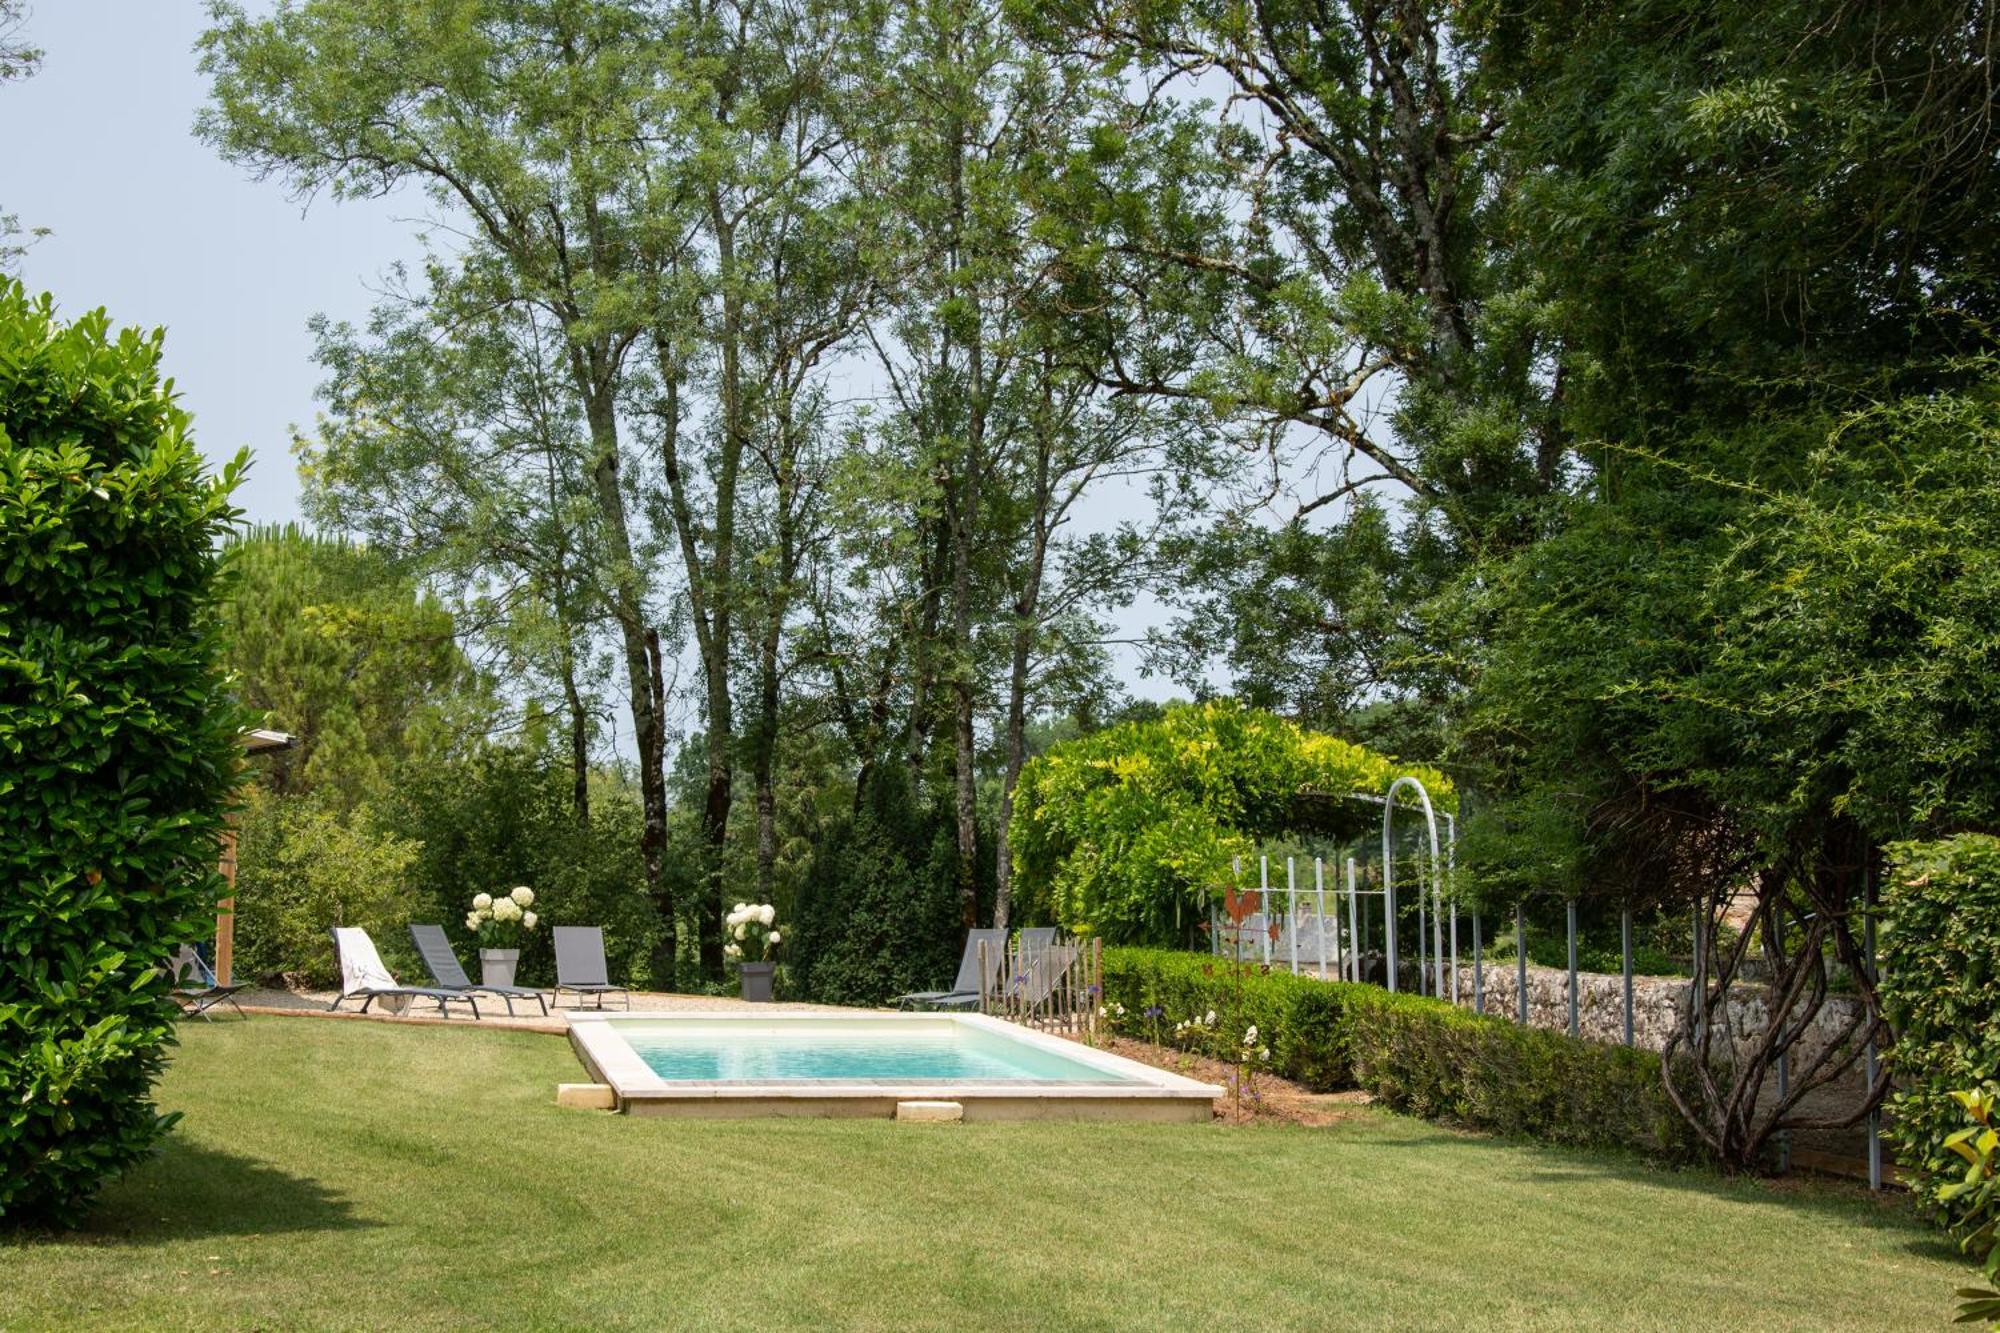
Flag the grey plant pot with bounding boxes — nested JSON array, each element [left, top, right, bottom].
[[739, 961, 775, 1003], [480, 948, 521, 989]]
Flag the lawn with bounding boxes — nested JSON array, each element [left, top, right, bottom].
[[2, 1018, 1965, 1331]]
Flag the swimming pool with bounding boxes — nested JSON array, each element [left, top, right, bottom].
[[566, 1011, 1220, 1120]]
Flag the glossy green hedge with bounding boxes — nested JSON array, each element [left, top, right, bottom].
[[1882, 835, 2000, 1223], [0, 284, 245, 1223], [1011, 701, 1453, 944], [1102, 947, 1703, 1162]]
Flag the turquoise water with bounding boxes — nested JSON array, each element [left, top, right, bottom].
[[621, 1020, 1136, 1084]]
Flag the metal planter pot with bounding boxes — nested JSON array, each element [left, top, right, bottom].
[[480, 948, 521, 989], [739, 961, 775, 1003]]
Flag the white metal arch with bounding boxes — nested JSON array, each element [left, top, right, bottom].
[[1381, 775, 1443, 995]]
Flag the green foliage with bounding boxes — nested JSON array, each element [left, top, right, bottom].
[[1102, 948, 1703, 1162], [230, 786, 421, 988], [222, 524, 493, 810], [1010, 700, 1452, 944], [375, 747, 662, 990], [1936, 1084, 2000, 1324], [0, 282, 245, 1223], [1882, 836, 2000, 1223], [791, 769, 966, 1007]]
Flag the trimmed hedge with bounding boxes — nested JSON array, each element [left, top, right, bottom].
[[1882, 835, 2000, 1222], [0, 285, 245, 1223], [1102, 947, 1704, 1162]]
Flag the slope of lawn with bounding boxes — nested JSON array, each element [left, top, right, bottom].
[[2, 1018, 1963, 1331]]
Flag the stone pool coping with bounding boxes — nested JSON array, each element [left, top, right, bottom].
[[567, 1010, 1223, 1121]]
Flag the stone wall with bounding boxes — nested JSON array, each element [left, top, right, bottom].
[[1450, 962, 1868, 1067]]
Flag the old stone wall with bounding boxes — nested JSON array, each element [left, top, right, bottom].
[[1450, 962, 1868, 1067]]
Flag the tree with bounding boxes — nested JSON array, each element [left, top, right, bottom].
[[0, 282, 245, 1222], [300, 282, 615, 821], [0, 0, 45, 270], [222, 524, 494, 808], [202, 0, 685, 975], [1452, 0, 2000, 1168]]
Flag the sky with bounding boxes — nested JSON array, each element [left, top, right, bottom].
[[1, 1, 1233, 744], [2, 0, 423, 523]]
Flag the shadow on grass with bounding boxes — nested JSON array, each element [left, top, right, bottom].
[[13, 1139, 374, 1245], [1347, 1112, 1964, 1261]]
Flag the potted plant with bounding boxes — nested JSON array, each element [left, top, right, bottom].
[[724, 902, 781, 1001], [465, 886, 540, 988]]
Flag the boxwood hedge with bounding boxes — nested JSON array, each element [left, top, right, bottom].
[[0, 283, 245, 1223], [1102, 946, 1704, 1162]]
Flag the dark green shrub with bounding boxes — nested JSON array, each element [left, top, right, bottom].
[[0, 284, 245, 1223], [791, 769, 965, 1006], [1102, 947, 1704, 1162], [375, 746, 662, 989], [1882, 835, 2000, 1222]]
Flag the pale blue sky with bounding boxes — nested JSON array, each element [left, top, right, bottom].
[[1, 1, 1271, 723], [2, 0, 420, 525]]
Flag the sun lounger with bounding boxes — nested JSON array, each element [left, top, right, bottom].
[[167, 945, 248, 1021], [328, 926, 479, 1018], [408, 924, 548, 1016], [552, 926, 631, 1010]]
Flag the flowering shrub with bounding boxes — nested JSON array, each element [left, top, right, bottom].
[[1009, 700, 1454, 945], [724, 902, 781, 964], [466, 885, 539, 949]]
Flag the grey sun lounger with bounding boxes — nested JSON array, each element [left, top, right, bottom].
[[895, 928, 1007, 1010], [552, 926, 631, 1010], [409, 924, 548, 1016], [329, 927, 480, 1018], [167, 945, 248, 1021]]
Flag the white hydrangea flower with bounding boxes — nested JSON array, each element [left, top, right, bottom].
[[471, 892, 493, 911], [1204, 1010, 1217, 1027], [724, 942, 742, 960], [733, 902, 748, 915], [464, 913, 482, 931], [732, 923, 746, 941], [1242, 1024, 1258, 1046], [510, 886, 535, 907], [521, 910, 538, 930], [766, 931, 780, 946], [492, 898, 522, 922], [758, 904, 776, 926]]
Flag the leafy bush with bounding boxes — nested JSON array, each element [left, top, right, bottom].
[[231, 786, 422, 987], [1936, 1084, 2000, 1324], [1010, 700, 1453, 945], [1882, 835, 2000, 1222], [376, 746, 662, 989], [791, 769, 965, 1006], [0, 284, 245, 1223], [1102, 947, 1703, 1162]]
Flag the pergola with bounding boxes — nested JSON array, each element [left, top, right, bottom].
[[214, 728, 296, 986]]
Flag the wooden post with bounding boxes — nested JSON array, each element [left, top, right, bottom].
[[215, 813, 239, 987]]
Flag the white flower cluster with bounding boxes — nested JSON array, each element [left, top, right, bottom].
[[723, 902, 780, 962], [466, 885, 539, 933], [1172, 1009, 1218, 1038]]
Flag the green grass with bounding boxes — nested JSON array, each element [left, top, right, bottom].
[[2, 1019, 1965, 1331]]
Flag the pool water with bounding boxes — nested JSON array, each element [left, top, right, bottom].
[[620, 1019, 1138, 1084]]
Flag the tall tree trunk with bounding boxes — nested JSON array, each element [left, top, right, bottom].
[[903, 512, 948, 779], [945, 85, 982, 930], [699, 195, 747, 978], [578, 377, 673, 981]]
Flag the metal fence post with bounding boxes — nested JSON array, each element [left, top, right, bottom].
[[1345, 857, 1361, 984], [1516, 903, 1528, 1024], [1260, 855, 1272, 966], [1287, 856, 1300, 975], [1621, 907, 1634, 1047], [1473, 913, 1484, 1014], [1566, 899, 1580, 1038], [1865, 865, 1882, 1191], [1314, 857, 1330, 980]]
